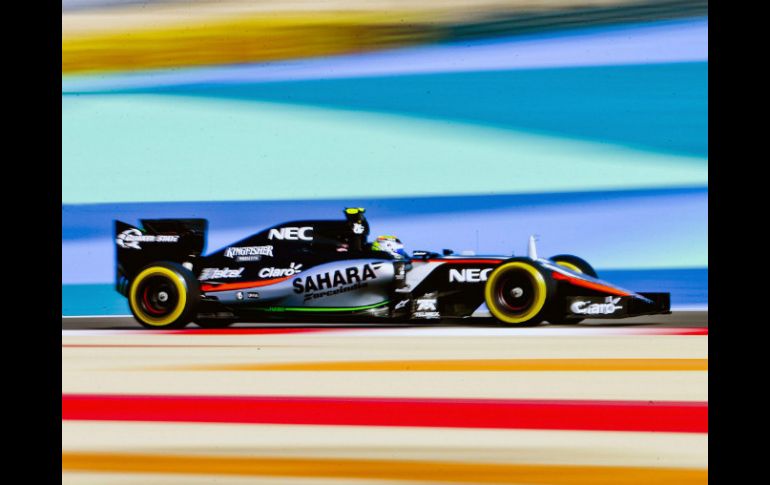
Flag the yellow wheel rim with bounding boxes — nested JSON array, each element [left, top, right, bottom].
[[484, 261, 547, 324], [555, 261, 583, 274], [129, 266, 188, 327]]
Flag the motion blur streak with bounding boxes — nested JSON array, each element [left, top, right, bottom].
[[173, 358, 709, 371], [62, 12, 437, 74], [62, 324, 707, 482], [61, 0, 707, 75], [62, 394, 708, 433], [62, 453, 707, 485]]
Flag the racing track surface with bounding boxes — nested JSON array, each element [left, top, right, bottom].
[[62, 311, 707, 484], [62, 311, 708, 330]]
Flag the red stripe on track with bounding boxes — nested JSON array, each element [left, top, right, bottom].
[[604, 327, 707, 336], [60, 327, 707, 336], [158, 328, 345, 335], [61, 344, 273, 348], [158, 327, 707, 336], [61, 394, 707, 433], [656, 327, 708, 335]]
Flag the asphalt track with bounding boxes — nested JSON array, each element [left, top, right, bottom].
[[61, 310, 707, 330], [62, 310, 707, 484]]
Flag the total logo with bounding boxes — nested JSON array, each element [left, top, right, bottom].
[[268, 227, 313, 241], [259, 263, 303, 278], [570, 296, 624, 315], [116, 229, 179, 250], [449, 268, 493, 283], [199, 267, 245, 281]]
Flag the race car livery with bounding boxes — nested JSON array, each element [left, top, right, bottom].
[[114, 208, 670, 329]]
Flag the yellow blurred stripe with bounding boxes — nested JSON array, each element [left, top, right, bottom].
[[62, 452, 706, 485], [62, 12, 439, 74], [175, 358, 708, 372]]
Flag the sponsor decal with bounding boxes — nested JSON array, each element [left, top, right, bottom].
[[247, 292, 260, 299], [394, 299, 409, 310], [235, 292, 244, 301], [448, 268, 493, 283], [293, 263, 379, 302], [570, 296, 624, 315], [116, 228, 179, 250], [352, 223, 365, 234], [268, 227, 313, 241], [258, 263, 303, 278], [199, 267, 245, 281], [416, 300, 436, 311], [413, 294, 440, 319], [224, 245, 273, 261], [414, 311, 441, 319]]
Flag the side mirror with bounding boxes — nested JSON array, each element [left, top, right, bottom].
[[442, 249, 454, 256]]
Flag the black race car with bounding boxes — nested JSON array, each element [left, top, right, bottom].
[[114, 208, 670, 329]]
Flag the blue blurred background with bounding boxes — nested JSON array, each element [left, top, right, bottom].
[[62, 0, 707, 315]]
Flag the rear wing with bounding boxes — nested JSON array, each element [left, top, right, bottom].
[[115, 219, 207, 295]]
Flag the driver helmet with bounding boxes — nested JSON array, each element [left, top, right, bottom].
[[371, 235, 408, 259]]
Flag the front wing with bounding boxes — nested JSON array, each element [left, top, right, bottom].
[[563, 292, 671, 319]]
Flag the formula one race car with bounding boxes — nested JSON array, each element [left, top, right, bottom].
[[114, 208, 670, 329]]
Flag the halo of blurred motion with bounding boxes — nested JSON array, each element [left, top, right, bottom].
[[61, 0, 707, 315], [62, 0, 706, 74]]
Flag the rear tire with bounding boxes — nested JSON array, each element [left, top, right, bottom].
[[128, 262, 199, 329], [484, 258, 554, 325]]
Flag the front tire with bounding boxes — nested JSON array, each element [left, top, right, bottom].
[[128, 262, 200, 329], [547, 254, 597, 324], [484, 259, 554, 325], [549, 254, 597, 278]]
